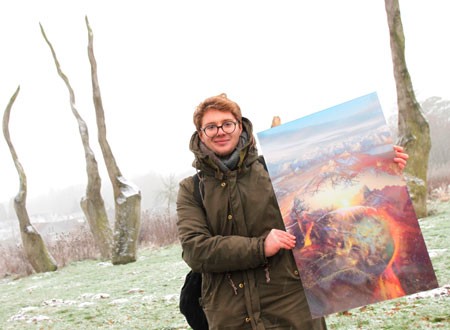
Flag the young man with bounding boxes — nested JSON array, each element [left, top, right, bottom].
[[176, 93, 408, 329]]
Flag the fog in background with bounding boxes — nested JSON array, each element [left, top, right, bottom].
[[1, 1, 449, 224]]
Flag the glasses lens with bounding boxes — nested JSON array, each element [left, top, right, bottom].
[[222, 121, 236, 134], [204, 125, 218, 137]]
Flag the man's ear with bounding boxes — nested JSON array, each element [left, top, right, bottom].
[[271, 116, 281, 128]]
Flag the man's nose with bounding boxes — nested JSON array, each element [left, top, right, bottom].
[[216, 125, 227, 135]]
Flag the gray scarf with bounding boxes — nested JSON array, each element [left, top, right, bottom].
[[200, 130, 249, 173]]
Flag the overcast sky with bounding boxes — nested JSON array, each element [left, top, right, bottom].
[[1, 0, 449, 204]]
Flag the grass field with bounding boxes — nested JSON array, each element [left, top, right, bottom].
[[0, 201, 448, 329]]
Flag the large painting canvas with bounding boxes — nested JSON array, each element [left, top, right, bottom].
[[257, 92, 439, 318]]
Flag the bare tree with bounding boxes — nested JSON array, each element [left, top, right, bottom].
[[85, 17, 141, 265], [2, 86, 57, 273], [385, 0, 431, 217], [40, 23, 113, 259], [158, 174, 178, 219]]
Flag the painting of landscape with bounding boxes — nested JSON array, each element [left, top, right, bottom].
[[257, 92, 439, 318]]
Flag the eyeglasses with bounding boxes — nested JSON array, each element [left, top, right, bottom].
[[200, 121, 239, 137]]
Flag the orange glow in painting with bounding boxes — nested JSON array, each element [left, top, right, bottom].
[[303, 222, 313, 247], [372, 208, 406, 300], [257, 92, 439, 318], [286, 185, 437, 318]]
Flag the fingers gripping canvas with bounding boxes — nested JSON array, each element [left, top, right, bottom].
[[257, 92, 438, 318]]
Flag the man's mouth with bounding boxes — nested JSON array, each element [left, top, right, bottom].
[[214, 139, 229, 145]]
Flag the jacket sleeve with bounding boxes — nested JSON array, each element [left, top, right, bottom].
[[176, 177, 267, 273]]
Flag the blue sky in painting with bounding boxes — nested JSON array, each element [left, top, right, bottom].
[[258, 92, 380, 139], [256, 92, 389, 166]]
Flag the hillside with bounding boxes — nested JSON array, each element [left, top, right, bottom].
[[0, 201, 449, 329]]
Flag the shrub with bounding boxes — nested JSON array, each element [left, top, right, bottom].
[[428, 162, 450, 193], [47, 226, 100, 267], [0, 244, 33, 278], [0, 210, 179, 278], [138, 209, 179, 247]]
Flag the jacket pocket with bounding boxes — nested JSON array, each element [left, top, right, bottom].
[[202, 272, 249, 327]]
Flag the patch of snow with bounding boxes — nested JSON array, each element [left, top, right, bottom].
[[116, 176, 141, 203], [118, 176, 140, 195], [78, 302, 95, 308], [25, 285, 39, 293], [80, 293, 94, 299], [406, 284, 450, 300], [97, 261, 112, 267], [92, 293, 110, 300], [142, 295, 156, 302], [9, 313, 27, 322], [26, 315, 51, 323], [164, 294, 179, 302], [42, 298, 77, 307], [127, 288, 144, 294], [428, 249, 447, 258], [9, 306, 40, 322], [109, 298, 129, 305], [20, 306, 38, 313], [418, 223, 435, 230], [25, 225, 37, 234]]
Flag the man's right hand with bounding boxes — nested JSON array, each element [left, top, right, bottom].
[[264, 229, 296, 257]]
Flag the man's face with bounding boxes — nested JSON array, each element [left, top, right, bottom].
[[199, 109, 243, 156]]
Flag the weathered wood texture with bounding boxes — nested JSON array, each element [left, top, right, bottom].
[[86, 17, 141, 264], [2, 86, 58, 272], [385, 0, 431, 217], [40, 24, 113, 259]]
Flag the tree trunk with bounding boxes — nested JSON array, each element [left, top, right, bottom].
[[385, 0, 431, 217], [85, 16, 141, 265], [2, 86, 58, 273], [40, 24, 113, 259]]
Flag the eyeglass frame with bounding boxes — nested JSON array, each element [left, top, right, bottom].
[[200, 120, 240, 138]]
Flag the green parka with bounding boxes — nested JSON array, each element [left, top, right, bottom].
[[177, 118, 327, 330]]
